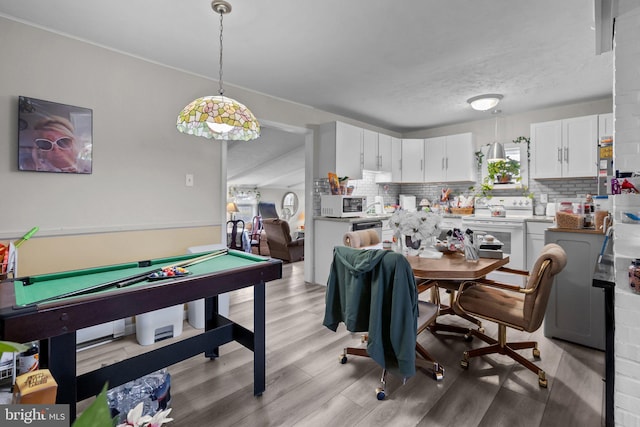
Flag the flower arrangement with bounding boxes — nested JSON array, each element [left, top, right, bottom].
[[388, 210, 442, 247]]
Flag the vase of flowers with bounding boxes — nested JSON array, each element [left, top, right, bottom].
[[389, 209, 441, 255]]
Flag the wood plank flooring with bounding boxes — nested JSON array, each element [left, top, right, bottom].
[[77, 261, 605, 427]]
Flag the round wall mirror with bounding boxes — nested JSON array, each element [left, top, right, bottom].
[[282, 192, 298, 219]]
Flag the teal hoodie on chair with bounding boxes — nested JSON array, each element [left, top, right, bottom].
[[323, 246, 418, 378]]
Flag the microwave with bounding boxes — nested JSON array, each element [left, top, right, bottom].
[[321, 195, 365, 218]]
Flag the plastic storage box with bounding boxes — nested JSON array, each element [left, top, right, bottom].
[[135, 305, 184, 346]]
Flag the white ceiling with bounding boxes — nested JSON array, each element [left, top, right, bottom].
[[0, 0, 613, 189]]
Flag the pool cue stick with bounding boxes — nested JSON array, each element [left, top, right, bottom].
[[15, 227, 39, 248], [26, 249, 228, 306], [115, 249, 228, 287]]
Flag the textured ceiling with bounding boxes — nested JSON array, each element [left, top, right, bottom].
[[0, 0, 613, 189]]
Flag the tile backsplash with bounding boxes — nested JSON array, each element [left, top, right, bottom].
[[313, 170, 598, 216]]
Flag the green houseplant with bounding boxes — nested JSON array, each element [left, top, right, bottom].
[[487, 158, 520, 184]]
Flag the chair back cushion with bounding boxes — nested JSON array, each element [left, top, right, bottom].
[[524, 243, 567, 329], [263, 218, 292, 245], [343, 229, 381, 248]]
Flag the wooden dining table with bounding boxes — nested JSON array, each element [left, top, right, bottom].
[[405, 252, 510, 336], [406, 252, 510, 281]]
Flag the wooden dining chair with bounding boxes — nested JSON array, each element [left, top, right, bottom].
[[248, 215, 263, 254], [453, 243, 567, 387], [324, 246, 444, 400]]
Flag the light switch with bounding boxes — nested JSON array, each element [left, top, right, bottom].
[[540, 193, 548, 203], [185, 174, 194, 187]]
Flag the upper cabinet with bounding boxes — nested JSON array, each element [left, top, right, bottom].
[[390, 136, 402, 182], [530, 115, 598, 179], [318, 121, 395, 180], [401, 133, 474, 183], [424, 133, 474, 182], [400, 138, 425, 182], [317, 121, 364, 179]]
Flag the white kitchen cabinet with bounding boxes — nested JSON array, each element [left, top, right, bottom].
[[599, 113, 613, 139], [424, 133, 474, 182], [544, 229, 605, 350], [363, 130, 394, 174], [526, 221, 550, 270], [400, 138, 425, 182], [378, 133, 393, 172], [530, 115, 598, 179], [362, 128, 379, 171], [391, 136, 402, 182], [317, 121, 363, 180]]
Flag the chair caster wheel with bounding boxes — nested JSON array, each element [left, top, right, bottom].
[[533, 348, 541, 358], [339, 354, 347, 364], [464, 333, 473, 342], [432, 368, 445, 381], [539, 378, 548, 388], [478, 327, 485, 334], [460, 352, 470, 369], [375, 387, 386, 400]]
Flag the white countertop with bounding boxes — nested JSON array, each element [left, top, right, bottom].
[[314, 214, 392, 223]]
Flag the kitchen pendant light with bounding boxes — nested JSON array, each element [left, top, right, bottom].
[[487, 115, 505, 162], [176, 0, 260, 141], [467, 94, 503, 112]]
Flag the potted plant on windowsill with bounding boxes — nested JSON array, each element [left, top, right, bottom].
[[487, 158, 520, 184]]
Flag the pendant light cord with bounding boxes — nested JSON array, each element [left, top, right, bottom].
[[218, 10, 225, 96]]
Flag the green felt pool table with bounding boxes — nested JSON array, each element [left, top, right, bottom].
[[0, 249, 282, 420]]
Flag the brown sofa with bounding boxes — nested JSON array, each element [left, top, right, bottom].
[[262, 218, 304, 262]]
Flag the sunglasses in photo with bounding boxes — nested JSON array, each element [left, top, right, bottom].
[[34, 137, 74, 151]]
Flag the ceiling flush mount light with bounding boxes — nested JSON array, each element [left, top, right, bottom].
[[467, 94, 503, 112], [176, 0, 260, 141]]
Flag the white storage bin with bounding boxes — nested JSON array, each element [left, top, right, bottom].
[[135, 305, 184, 346], [186, 243, 230, 329]]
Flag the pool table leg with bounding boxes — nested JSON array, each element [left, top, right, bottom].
[[46, 332, 78, 420], [205, 295, 220, 359], [254, 280, 265, 396]]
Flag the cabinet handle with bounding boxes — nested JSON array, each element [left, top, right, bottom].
[[446, 157, 449, 170], [564, 147, 569, 163], [421, 159, 423, 171], [557, 147, 562, 162]]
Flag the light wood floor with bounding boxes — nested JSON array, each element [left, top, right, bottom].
[[77, 261, 605, 427]]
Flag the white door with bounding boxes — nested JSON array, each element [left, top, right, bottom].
[[444, 133, 474, 181], [391, 136, 402, 181], [362, 128, 379, 170], [401, 138, 424, 182], [335, 121, 363, 180], [377, 133, 393, 172], [424, 136, 446, 182], [562, 115, 598, 178], [531, 120, 563, 178]]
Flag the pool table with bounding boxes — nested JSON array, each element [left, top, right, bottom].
[[0, 250, 282, 419]]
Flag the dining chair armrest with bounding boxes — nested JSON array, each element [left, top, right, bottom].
[[457, 278, 522, 294], [415, 278, 437, 294], [496, 266, 530, 276]]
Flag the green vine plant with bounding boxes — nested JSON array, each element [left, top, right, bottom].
[[512, 136, 530, 162]]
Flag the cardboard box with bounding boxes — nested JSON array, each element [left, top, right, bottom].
[[12, 369, 58, 404]]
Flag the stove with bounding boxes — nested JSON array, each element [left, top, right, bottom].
[[461, 196, 532, 279], [467, 196, 534, 222]]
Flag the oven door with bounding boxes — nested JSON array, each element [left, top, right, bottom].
[[462, 219, 526, 286]]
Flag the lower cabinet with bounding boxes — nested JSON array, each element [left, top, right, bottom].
[[544, 229, 605, 350], [526, 221, 550, 270]]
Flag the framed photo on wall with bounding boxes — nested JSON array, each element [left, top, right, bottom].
[[18, 96, 93, 174]]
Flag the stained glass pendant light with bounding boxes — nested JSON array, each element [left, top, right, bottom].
[[176, 1, 260, 141]]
